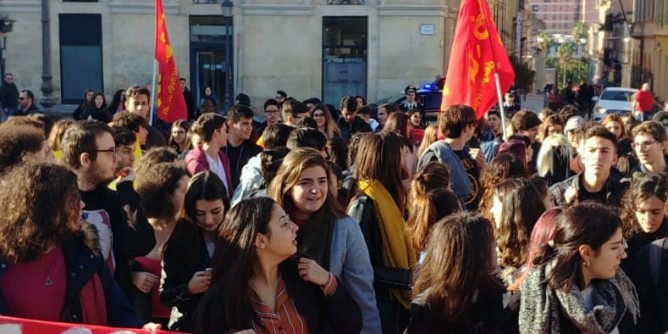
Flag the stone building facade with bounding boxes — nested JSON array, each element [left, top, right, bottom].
[[0, 0, 519, 110]]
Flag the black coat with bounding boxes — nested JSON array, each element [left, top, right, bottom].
[[0, 82, 18, 109], [159, 222, 212, 332], [549, 172, 626, 209], [336, 116, 372, 142], [406, 285, 508, 334]]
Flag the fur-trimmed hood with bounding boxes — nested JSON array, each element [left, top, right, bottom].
[[80, 220, 101, 256]]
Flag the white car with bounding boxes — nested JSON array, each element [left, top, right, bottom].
[[592, 87, 637, 122]]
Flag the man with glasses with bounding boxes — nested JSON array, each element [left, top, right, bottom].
[[255, 98, 282, 137], [60, 120, 155, 301], [17, 90, 39, 116], [550, 126, 625, 208], [0, 73, 18, 118], [628, 121, 668, 178]]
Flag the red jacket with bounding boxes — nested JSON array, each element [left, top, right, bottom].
[[185, 147, 233, 197]]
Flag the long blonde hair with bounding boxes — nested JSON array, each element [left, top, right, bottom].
[[536, 134, 572, 179]]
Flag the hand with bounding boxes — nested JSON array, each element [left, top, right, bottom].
[[187, 270, 212, 295], [132, 271, 159, 293], [470, 148, 485, 170], [231, 330, 257, 334], [117, 167, 135, 183], [298, 258, 330, 286], [142, 322, 161, 331], [564, 185, 578, 205]]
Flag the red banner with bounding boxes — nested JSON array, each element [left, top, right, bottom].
[[155, 0, 188, 123], [0, 315, 183, 334], [441, 0, 515, 119]]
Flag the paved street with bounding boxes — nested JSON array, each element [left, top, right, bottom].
[[519, 93, 547, 113]]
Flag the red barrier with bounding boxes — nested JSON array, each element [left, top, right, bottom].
[[0, 316, 185, 334]]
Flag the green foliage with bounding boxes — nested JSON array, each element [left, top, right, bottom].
[[509, 55, 535, 91]]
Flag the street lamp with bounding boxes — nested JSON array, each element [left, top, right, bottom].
[[0, 16, 15, 80], [221, 0, 233, 111]]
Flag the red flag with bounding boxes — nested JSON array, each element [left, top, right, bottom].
[[155, 0, 187, 123], [442, 0, 515, 119]]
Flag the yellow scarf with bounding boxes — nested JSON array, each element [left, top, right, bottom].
[[358, 179, 416, 309]]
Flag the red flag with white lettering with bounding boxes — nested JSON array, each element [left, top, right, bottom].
[[155, 0, 187, 123], [441, 0, 515, 119]]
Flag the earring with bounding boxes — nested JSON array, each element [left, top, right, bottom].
[[583, 261, 590, 267]]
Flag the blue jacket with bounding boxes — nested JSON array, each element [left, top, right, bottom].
[[328, 216, 381, 334], [417, 140, 472, 204], [0, 223, 144, 328]]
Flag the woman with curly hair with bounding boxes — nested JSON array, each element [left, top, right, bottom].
[[0, 124, 52, 174], [489, 177, 546, 285], [0, 162, 156, 329], [620, 173, 668, 256], [478, 153, 528, 220]]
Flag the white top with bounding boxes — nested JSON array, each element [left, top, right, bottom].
[[205, 152, 229, 193], [581, 286, 619, 334]]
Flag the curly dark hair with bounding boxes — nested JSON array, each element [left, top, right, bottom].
[[620, 173, 668, 237], [478, 154, 528, 220], [134, 147, 179, 177], [136, 162, 188, 220], [0, 125, 48, 174], [0, 162, 79, 262]]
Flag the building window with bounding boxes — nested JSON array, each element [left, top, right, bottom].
[[58, 14, 103, 104]]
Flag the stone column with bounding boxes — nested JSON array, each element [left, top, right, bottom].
[[40, 0, 55, 108]]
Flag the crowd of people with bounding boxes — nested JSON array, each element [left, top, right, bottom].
[[0, 79, 667, 334]]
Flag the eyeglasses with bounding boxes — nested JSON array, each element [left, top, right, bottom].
[[313, 113, 325, 118], [632, 140, 657, 150], [265, 109, 279, 113], [91, 148, 118, 156], [18, 97, 25, 101]]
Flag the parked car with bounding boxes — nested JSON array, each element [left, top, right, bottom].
[[369, 84, 442, 124], [592, 87, 637, 122]]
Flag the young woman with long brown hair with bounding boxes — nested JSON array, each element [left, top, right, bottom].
[[407, 212, 506, 333], [267, 148, 381, 334], [348, 131, 417, 334], [160, 171, 230, 332], [195, 197, 362, 333]]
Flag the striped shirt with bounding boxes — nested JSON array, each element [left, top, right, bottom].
[[251, 273, 337, 334]]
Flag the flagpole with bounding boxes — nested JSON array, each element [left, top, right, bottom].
[[494, 73, 508, 140], [479, 0, 509, 140], [149, 59, 157, 126]]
